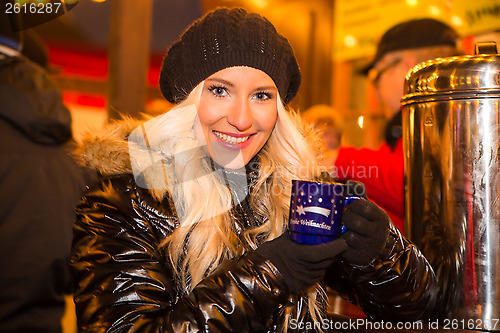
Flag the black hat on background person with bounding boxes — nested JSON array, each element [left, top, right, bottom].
[[362, 18, 459, 74]]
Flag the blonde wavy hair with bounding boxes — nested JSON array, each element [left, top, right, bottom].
[[137, 81, 329, 329]]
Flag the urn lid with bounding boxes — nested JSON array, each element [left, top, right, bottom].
[[402, 42, 500, 104]]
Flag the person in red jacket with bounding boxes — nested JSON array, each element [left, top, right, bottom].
[[334, 18, 462, 232]]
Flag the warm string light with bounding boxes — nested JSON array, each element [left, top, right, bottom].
[[344, 35, 357, 48], [357, 116, 364, 129], [250, 0, 268, 9], [451, 16, 463, 27], [429, 5, 441, 16]]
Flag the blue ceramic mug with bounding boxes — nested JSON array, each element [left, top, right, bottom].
[[288, 180, 362, 245]]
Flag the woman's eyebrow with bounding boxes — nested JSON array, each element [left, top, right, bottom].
[[206, 77, 234, 86], [254, 85, 278, 91]]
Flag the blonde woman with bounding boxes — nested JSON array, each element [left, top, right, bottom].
[[70, 8, 437, 332]]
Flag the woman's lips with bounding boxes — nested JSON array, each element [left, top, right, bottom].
[[212, 130, 255, 150]]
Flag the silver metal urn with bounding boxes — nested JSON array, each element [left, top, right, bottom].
[[402, 42, 500, 329]]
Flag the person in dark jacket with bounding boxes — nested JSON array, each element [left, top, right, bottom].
[[0, 20, 93, 333], [70, 8, 438, 332]]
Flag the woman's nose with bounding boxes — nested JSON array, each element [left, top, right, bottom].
[[226, 99, 253, 132]]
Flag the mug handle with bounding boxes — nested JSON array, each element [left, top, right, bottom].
[[340, 196, 364, 233]]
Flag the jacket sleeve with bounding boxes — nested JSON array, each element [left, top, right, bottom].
[[70, 176, 290, 333], [324, 223, 438, 322]]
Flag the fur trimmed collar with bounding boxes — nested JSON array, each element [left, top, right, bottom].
[[74, 117, 142, 177]]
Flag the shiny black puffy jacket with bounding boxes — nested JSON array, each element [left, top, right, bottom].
[[70, 173, 437, 332]]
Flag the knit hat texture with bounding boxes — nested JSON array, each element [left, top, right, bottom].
[[159, 7, 301, 104]]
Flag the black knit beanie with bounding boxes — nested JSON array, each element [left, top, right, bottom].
[[159, 8, 301, 105]]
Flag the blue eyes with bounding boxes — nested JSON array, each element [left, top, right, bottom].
[[209, 86, 228, 97], [254, 92, 272, 100], [208, 85, 273, 101]]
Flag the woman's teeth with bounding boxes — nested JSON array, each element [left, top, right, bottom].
[[214, 131, 250, 144]]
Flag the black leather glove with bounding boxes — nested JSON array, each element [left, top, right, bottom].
[[340, 198, 391, 266], [256, 232, 347, 294]]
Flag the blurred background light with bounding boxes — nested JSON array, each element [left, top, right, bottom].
[[357, 116, 364, 129], [429, 5, 441, 16], [451, 15, 463, 27], [344, 35, 357, 48]]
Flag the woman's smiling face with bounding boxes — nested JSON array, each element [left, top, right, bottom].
[[195, 66, 279, 169]]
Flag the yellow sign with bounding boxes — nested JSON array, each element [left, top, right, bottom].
[[453, 0, 500, 35], [334, 0, 500, 61]]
